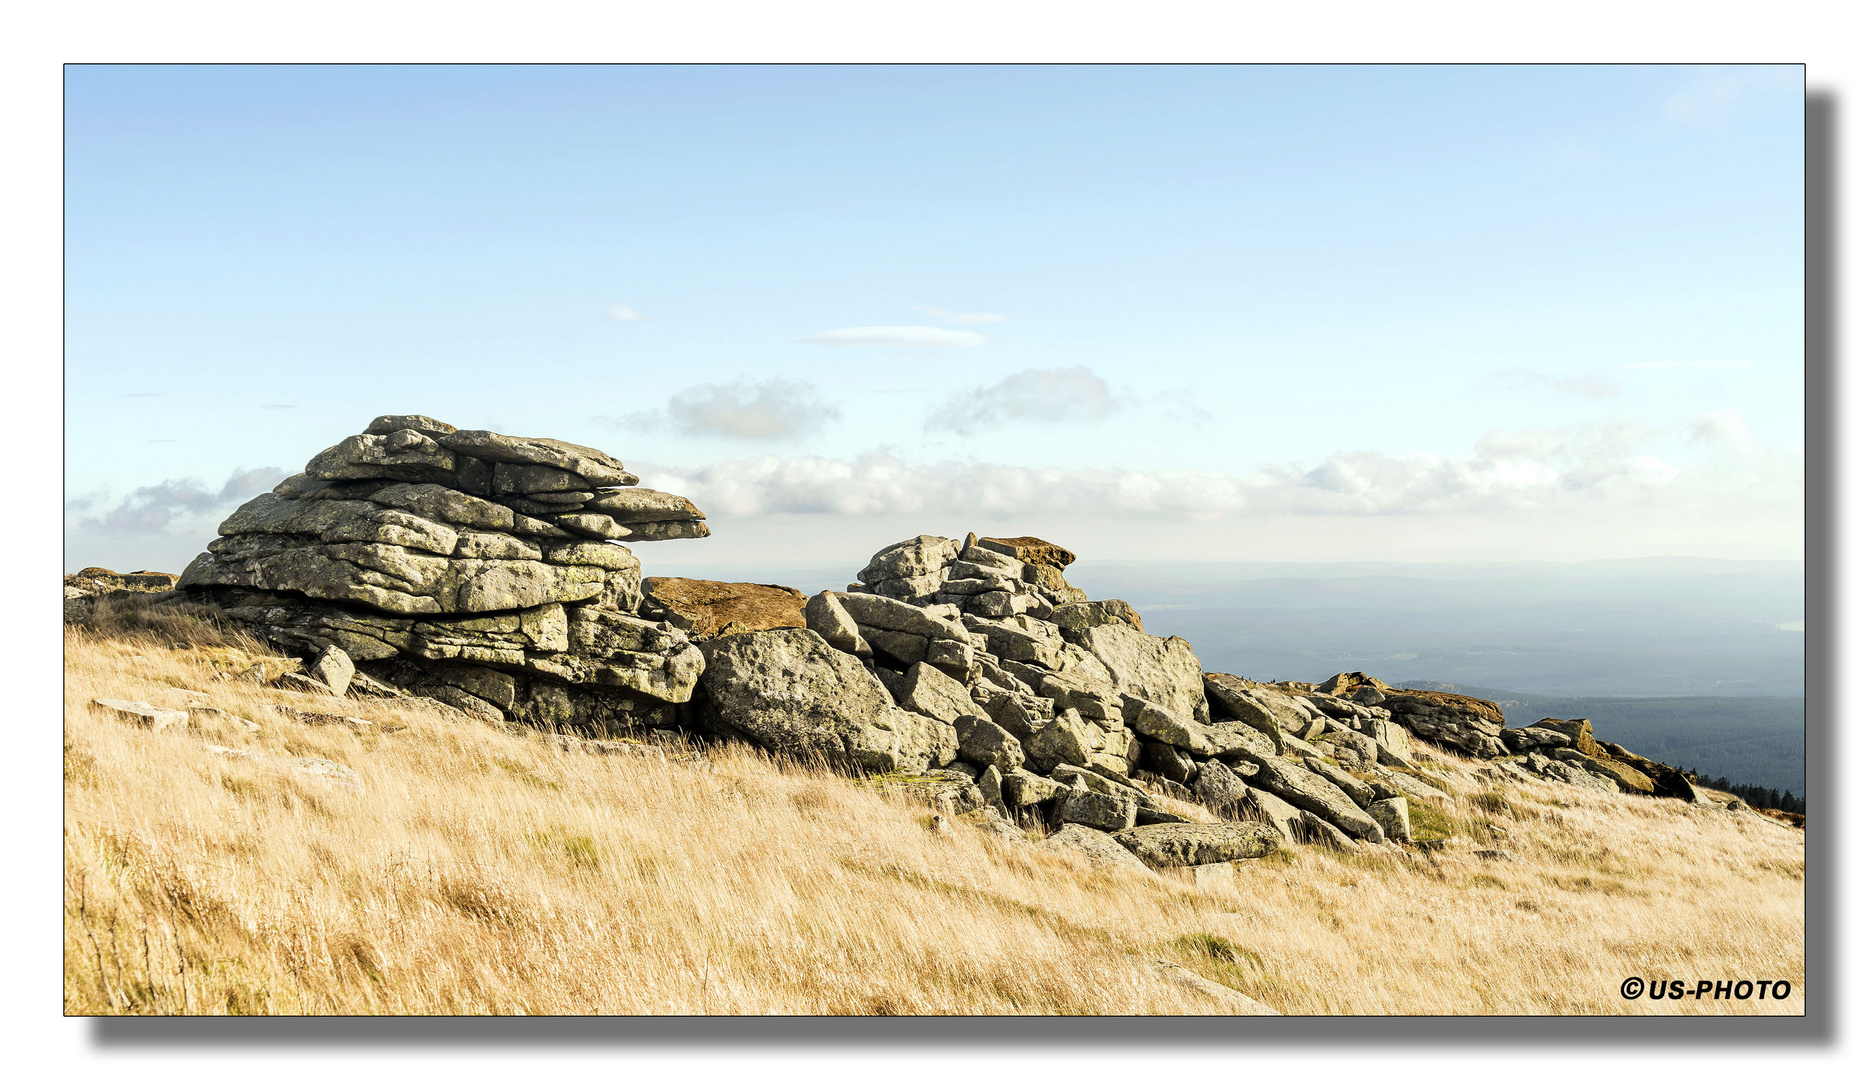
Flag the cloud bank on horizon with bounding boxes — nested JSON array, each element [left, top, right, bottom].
[[62, 64, 1804, 571]]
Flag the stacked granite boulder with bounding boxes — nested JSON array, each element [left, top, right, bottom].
[[177, 414, 711, 731], [694, 534, 1452, 852]]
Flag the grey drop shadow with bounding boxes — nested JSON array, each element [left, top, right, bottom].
[[84, 84, 1836, 1054], [1796, 88, 1838, 1045]]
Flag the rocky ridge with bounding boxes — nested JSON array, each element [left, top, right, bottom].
[[73, 416, 1774, 876]]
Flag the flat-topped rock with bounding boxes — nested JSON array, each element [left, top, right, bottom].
[[639, 578, 806, 639]]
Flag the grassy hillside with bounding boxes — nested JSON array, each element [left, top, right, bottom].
[[64, 621, 1804, 1015], [1408, 683, 1805, 798]]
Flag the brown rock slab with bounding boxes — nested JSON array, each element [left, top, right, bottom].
[[638, 578, 807, 639], [977, 535, 1076, 570]]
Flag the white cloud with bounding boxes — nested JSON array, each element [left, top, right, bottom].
[[1687, 408, 1756, 451], [614, 379, 841, 440], [607, 303, 644, 322], [927, 366, 1118, 435], [914, 305, 1010, 325], [1664, 65, 1800, 128], [1499, 367, 1621, 400], [803, 326, 989, 348], [1625, 360, 1753, 370], [636, 417, 1796, 524], [71, 466, 288, 539]]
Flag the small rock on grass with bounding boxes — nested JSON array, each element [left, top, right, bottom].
[[273, 705, 373, 728], [90, 698, 189, 731], [205, 744, 360, 785]]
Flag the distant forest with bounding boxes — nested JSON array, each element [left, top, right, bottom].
[[1403, 683, 1805, 799], [1693, 775, 1805, 815]]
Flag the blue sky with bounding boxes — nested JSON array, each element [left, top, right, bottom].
[[64, 64, 1805, 572]]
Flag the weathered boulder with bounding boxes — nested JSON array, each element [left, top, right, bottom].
[[1039, 824, 1154, 874], [892, 662, 980, 725], [1367, 797, 1412, 843], [1237, 787, 1307, 844], [1003, 768, 1068, 808], [1203, 673, 1306, 740], [804, 591, 869, 658], [1500, 725, 1572, 753], [964, 613, 1065, 669], [1317, 726, 1381, 770], [1049, 599, 1144, 642], [1379, 688, 1508, 758], [1123, 695, 1215, 754], [175, 416, 717, 732], [1556, 748, 1655, 794], [837, 592, 969, 642], [1111, 822, 1281, 867], [433, 428, 638, 487], [552, 607, 706, 701], [1204, 721, 1278, 761], [976, 535, 1075, 571], [1606, 749, 1700, 802], [638, 578, 805, 638], [308, 644, 355, 696], [1140, 741, 1197, 786], [1531, 717, 1600, 757], [1239, 752, 1386, 842], [1051, 788, 1138, 832], [1022, 708, 1098, 774], [695, 629, 935, 773], [64, 567, 181, 598], [1314, 671, 1391, 698], [975, 687, 1055, 738], [91, 698, 190, 731], [1076, 623, 1207, 724], [1304, 756, 1377, 808], [1190, 759, 1249, 811], [953, 714, 1025, 772]]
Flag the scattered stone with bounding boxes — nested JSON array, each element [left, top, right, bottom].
[[90, 698, 189, 731], [1111, 822, 1281, 867], [1039, 824, 1153, 875], [206, 744, 360, 785], [308, 644, 355, 696], [1135, 958, 1280, 1015], [1367, 797, 1412, 843], [273, 705, 373, 727]]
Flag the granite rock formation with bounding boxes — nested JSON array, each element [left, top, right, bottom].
[[176, 415, 712, 732], [91, 415, 1744, 869]]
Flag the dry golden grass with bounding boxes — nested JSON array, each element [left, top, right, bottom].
[[64, 622, 1804, 1016]]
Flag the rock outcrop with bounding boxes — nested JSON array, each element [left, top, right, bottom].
[[175, 415, 712, 732], [110, 416, 1742, 867]]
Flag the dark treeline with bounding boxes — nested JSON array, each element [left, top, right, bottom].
[[1693, 774, 1806, 815]]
